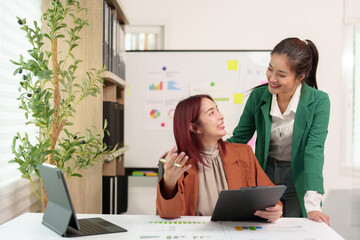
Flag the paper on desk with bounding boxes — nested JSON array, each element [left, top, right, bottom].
[[129, 215, 226, 240], [221, 218, 319, 240]]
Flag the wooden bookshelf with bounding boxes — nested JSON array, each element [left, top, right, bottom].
[[102, 71, 126, 87], [101, 0, 128, 215], [103, 146, 129, 176], [101, 72, 126, 177], [41, 0, 128, 214], [102, 71, 125, 104], [105, 0, 129, 24], [108, 146, 129, 160]]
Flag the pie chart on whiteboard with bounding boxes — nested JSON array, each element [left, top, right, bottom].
[[150, 109, 161, 119]]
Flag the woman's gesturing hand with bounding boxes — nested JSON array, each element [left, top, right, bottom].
[[161, 145, 191, 199], [254, 204, 283, 222]]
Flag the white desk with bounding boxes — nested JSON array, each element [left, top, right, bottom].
[[0, 213, 344, 240]]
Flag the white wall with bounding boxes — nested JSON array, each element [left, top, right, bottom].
[[121, 0, 357, 238]]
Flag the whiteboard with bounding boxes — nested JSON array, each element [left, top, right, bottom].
[[124, 50, 270, 168]]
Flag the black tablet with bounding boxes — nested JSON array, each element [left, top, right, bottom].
[[211, 185, 287, 221], [38, 164, 127, 237]]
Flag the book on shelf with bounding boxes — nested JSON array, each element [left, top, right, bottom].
[[103, 0, 109, 71], [103, 175, 128, 214], [112, 11, 117, 76], [118, 23, 126, 80], [109, 9, 114, 72], [118, 102, 124, 147], [115, 22, 120, 77], [103, 0, 126, 80], [103, 101, 124, 150]]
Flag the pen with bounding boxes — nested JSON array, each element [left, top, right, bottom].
[[159, 158, 182, 168]]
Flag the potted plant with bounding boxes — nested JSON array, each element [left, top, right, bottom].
[[9, 0, 116, 207]]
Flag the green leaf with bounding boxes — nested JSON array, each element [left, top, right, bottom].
[[10, 60, 20, 66], [70, 43, 79, 50], [56, 34, 65, 39], [71, 173, 83, 177]]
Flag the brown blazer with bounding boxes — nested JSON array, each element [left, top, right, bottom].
[[156, 142, 277, 219]]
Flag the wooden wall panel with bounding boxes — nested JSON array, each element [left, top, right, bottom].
[[42, 0, 103, 213]]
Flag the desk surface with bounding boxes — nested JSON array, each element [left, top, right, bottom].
[[0, 213, 344, 240]]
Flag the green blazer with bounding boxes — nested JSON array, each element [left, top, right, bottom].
[[227, 83, 330, 217]]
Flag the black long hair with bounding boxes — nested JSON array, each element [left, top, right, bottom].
[[271, 37, 319, 89]]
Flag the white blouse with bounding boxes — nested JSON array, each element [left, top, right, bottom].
[[268, 83, 301, 161], [269, 83, 323, 213]]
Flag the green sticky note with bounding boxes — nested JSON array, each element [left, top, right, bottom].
[[132, 171, 144, 176], [249, 226, 256, 230], [233, 93, 244, 104], [213, 97, 229, 102]]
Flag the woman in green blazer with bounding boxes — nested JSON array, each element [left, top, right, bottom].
[[228, 38, 330, 225]]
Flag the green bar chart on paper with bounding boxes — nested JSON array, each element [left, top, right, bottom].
[[132, 216, 320, 240], [149, 221, 206, 225], [132, 216, 225, 240]]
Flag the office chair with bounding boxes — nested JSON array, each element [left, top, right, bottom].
[[156, 152, 167, 215], [157, 151, 167, 182]]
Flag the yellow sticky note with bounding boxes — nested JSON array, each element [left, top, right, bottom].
[[233, 93, 244, 104], [227, 60, 238, 70]]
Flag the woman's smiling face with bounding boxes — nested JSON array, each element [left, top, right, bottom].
[[194, 97, 226, 146], [266, 53, 304, 97]]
